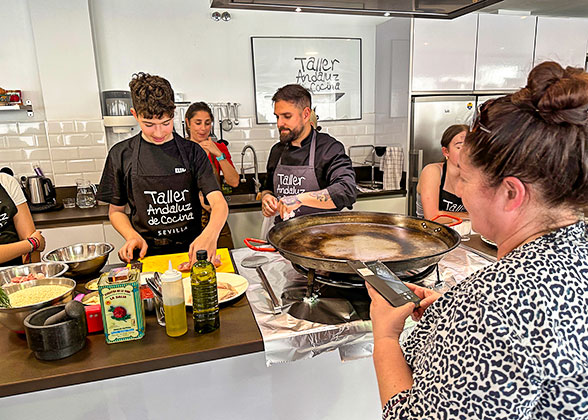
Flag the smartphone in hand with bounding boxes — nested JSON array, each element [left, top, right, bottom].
[[348, 260, 421, 308]]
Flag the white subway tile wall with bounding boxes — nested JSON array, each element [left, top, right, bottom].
[[0, 120, 107, 186], [0, 114, 388, 187], [220, 113, 380, 171]]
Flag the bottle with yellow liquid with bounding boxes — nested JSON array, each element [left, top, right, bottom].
[[160, 261, 188, 337], [191, 250, 220, 334]]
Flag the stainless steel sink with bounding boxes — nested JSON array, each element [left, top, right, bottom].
[[225, 193, 259, 206]]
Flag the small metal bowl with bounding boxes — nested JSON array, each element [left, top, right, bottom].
[[0, 277, 76, 333], [81, 291, 100, 306], [85, 278, 99, 292], [0, 262, 69, 285], [43, 243, 114, 278]]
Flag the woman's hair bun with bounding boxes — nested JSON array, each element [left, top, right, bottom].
[[512, 61, 588, 126]]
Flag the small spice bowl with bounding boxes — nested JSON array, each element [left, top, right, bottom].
[[85, 278, 99, 292]]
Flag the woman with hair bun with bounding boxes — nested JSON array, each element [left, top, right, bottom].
[[369, 61, 588, 419]]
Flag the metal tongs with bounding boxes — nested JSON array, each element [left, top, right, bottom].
[[146, 272, 162, 300]]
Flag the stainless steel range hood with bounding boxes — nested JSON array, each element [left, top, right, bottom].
[[210, 0, 504, 19]]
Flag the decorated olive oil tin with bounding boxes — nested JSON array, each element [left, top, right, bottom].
[[98, 268, 145, 344]]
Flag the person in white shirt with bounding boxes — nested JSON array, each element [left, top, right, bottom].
[[0, 173, 45, 266]]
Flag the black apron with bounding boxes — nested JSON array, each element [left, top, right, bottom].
[[439, 161, 466, 213], [130, 134, 202, 256], [0, 183, 23, 267], [273, 130, 328, 222]]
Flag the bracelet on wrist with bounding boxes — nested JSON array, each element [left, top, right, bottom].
[[27, 237, 40, 252]]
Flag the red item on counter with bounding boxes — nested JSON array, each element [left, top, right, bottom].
[[85, 304, 103, 333], [140, 285, 154, 299]]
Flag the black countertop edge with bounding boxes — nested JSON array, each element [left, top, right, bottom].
[[32, 190, 407, 227]]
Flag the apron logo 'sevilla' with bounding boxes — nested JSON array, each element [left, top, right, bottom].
[[175, 167, 186, 174]]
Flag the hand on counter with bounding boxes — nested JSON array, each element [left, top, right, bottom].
[[119, 235, 148, 262]]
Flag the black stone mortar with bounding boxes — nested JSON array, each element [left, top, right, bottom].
[[24, 304, 87, 361]]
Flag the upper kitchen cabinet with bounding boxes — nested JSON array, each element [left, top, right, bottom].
[[534, 17, 588, 68], [474, 14, 536, 91], [411, 14, 478, 92]]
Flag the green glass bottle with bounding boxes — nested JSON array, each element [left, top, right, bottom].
[[191, 250, 220, 334]]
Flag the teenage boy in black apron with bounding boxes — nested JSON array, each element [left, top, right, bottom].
[[97, 73, 228, 264], [260, 84, 356, 222]]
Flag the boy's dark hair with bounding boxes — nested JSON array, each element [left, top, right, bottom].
[[129, 72, 175, 119], [272, 84, 311, 110]]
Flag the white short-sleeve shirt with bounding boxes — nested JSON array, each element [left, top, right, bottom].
[[0, 173, 27, 206]]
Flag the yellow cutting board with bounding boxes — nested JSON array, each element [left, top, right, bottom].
[[137, 248, 234, 277]]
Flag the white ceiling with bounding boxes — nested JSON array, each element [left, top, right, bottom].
[[481, 0, 588, 18]]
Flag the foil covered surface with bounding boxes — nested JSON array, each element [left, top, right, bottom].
[[232, 245, 494, 366]]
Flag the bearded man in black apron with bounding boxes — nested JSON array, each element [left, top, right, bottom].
[[97, 73, 228, 264], [260, 84, 356, 223]]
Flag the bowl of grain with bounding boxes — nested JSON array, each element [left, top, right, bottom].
[[0, 277, 76, 333]]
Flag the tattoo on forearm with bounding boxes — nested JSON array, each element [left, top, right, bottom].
[[309, 190, 331, 202], [280, 195, 301, 206]]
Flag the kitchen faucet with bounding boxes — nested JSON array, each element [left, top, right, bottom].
[[240, 145, 261, 194]]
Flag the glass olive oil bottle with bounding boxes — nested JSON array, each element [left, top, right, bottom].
[[191, 250, 220, 334]]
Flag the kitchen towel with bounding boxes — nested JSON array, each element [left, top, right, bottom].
[[380, 146, 404, 190]]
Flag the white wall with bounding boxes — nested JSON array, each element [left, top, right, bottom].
[[89, 0, 383, 118], [0, 0, 384, 184], [0, 0, 45, 122], [28, 0, 102, 121]]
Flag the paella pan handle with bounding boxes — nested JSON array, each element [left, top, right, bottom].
[[243, 238, 276, 252], [432, 214, 462, 227]]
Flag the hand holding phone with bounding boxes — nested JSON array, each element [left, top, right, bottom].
[[347, 260, 421, 308]]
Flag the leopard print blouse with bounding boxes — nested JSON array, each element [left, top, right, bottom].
[[384, 222, 588, 419]]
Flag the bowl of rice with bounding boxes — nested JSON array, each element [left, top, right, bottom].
[[0, 277, 76, 333]]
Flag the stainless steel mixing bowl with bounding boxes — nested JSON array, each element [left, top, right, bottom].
[[0, 262, 69, 285], [0, 277, 76, 332], [42, 242, 114, 278]]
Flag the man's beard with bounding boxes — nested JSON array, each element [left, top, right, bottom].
[[279, 125, 303, 144]]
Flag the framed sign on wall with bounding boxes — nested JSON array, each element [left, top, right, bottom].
[[251, 37, 362, 124]]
